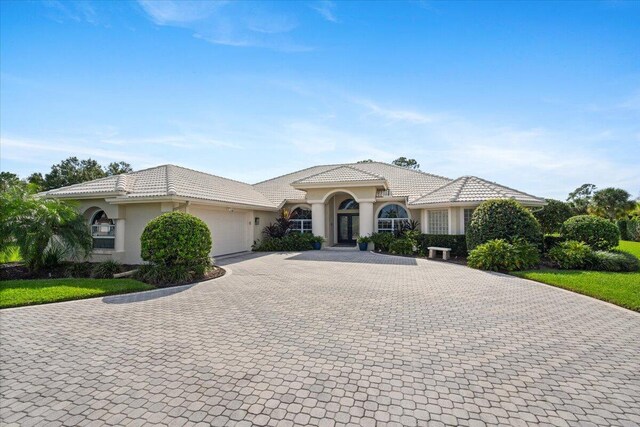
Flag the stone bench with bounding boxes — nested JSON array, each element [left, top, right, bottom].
[[428, 246, 451, 260]]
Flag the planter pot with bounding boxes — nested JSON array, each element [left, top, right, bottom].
[[312, 242, 322, 250], [358, 242, 368, 251]]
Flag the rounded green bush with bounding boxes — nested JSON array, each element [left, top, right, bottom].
[[533, 199, 574, 234], [466, 199, 542, 251], [141, 212, 212, 268], [548, 240, 594, 269], [560, 215, 619, 250], [591, 250, 640, 272], [467, 239, 539, 272]]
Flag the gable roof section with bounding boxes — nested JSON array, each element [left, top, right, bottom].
[[253, 161, 452, 204], [409, 176, 546, 206], [43, 165, 278, 208], [292, 165, 386, 185]]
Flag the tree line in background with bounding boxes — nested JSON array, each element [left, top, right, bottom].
[[534, 184, 639, 235], [0, 157, 133, 193]]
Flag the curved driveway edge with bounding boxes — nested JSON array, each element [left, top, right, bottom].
[[1, 251, 639, 426]]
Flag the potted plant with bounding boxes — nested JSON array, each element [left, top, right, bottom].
[[357, 235, 372, 251], [311, 235, 325, 250]]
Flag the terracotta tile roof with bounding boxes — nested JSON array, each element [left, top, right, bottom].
[[253, 162, 452, 204], [292, 165, 385, 185], [409, 176, 546, 206], [43, 162, 544, 209], [43, 165, 278, 208]]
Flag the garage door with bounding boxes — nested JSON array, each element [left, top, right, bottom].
[[190, 208, 250, 256]]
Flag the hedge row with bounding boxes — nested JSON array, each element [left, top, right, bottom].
[[415, 234, 467, 257]]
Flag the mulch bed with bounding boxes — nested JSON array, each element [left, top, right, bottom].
[[153, 266, 227, 288], [0, 263, 134, 281], [374, 250, 468, 266]]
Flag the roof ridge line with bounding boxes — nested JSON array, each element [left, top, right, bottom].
[[450, 176, 469, 201], [410, 176, 464, 204], [474, 176, 546, 201]]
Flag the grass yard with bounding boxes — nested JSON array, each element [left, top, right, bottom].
[[513, 269, 640, 312], [618, 240, 640, 259], [0, 278, 154, 309]]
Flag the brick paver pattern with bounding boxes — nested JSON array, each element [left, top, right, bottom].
[[1, 251, 639, 426]]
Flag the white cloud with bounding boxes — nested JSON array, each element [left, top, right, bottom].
[[136, 0, 309, 51], [310, 1, 338, 23], [137, 0, 225, 25], [355, 99, 441, 124]]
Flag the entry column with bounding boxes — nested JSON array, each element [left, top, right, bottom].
[[311, 202, 325, 240], [359, 201, 374, 237]]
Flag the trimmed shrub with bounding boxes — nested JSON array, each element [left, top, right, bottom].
[[591, 250, 640, 272], [617, 219, 630, 241], [92, 260, 121, 279], [416, 234, 467, 257], [561, 215, 619, 250], [548, 240, 594, 270], [136, 264, 195, 286], [467, 239, 539, 272], [533, 199, 574, 234], [141, 212, 212, 268], [370, 232, 395, 252], [252, 233, 314, 252], [511, 239, 541, 270], [542, 234, 566, 254], [466, 199, 542, 251], [628, 218, 640, 242], [389, 238, 414, 256]]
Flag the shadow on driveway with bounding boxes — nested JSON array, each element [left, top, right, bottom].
[[102, 284, 195, 304], [286, 251, 418, 265]]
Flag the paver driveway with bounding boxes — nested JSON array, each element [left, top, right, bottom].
[[1, 251, 639, 427]]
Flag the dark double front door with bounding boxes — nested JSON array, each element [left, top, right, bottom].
[[337, 214, 359, 244]]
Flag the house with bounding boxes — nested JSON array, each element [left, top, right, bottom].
[[42, 162, 546, 263]]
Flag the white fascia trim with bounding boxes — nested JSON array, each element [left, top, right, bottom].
[[409, 200, 546, 208], [105, 196, 278, 211]]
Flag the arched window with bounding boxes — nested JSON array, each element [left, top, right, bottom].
[[338, 198, 359, 210], [290, 207, 312, 233], [377, 204, 409, 233], [90, 210, 115, 249]]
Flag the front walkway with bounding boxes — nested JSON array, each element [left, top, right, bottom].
[[1, 251, 639, 426]]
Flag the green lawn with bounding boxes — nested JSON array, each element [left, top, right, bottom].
[[513, 269, 640, 312], [0, 278, 154, 309], [618, 240, 640, 259]]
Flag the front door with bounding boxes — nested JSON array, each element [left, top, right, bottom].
[[337, 214, 359, 244]]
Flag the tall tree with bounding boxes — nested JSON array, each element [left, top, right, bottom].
[[567, 183, 596, 215], [392, 157, 420, 170], [106, 161, 133, 176], [27, 172, 45, 190], [41, 157, 107, 190], [590, 187, 635, 220], [0, 172, 20, 192]]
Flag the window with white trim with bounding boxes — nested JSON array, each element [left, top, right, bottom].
[[91, 210, 115, 249], [377, 204, 409, 234], [463, 208, 475, 231], [428, 210, 449, 235], [290, 207, 312, 233]]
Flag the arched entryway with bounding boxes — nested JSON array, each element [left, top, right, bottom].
[[336, 198, 359, 244]]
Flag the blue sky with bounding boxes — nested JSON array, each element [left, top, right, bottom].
[[1, 0, 639, 199]]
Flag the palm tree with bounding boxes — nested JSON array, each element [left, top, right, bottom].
[[1, 186, 92, 270]]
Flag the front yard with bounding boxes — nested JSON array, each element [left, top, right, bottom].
[[513, 240, 640, 312], [513, 269, 640, 312], [0, 278, 154, 309]]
